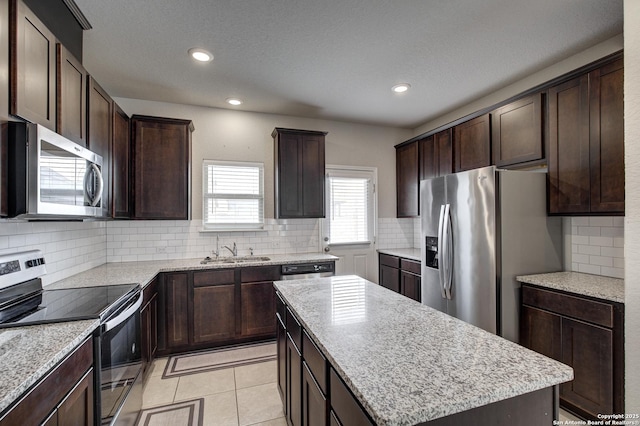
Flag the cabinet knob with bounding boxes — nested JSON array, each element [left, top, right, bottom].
[[324, 237, 329, 242], [324, 247, 330, 252]]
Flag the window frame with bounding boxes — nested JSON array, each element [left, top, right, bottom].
[[201, 159, 265, 231]]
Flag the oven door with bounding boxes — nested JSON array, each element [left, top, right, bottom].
[[99, 291, 143, 426]]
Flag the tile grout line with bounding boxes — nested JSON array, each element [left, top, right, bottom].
[[233, 366, 241, 426]]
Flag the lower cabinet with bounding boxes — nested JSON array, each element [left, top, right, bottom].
[[0, 337, 94, 426], [141, 277, 158, 379], [277, 293, 373, 426], [158, 265, 283, 356], [379, 253, 421, 302], [520, 284, 624, 420]]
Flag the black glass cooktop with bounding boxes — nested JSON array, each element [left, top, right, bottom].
[[0, 283, 138, 328]]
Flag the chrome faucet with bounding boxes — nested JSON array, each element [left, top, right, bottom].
[[212, 235, 220, 258], [223, 242, 237, 257]]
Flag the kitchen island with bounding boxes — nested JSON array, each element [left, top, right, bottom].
[[274, 275, 573, 426]]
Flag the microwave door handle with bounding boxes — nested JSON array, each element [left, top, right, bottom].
[[85, 164, 104, 207], [437, 204, 447, 299], [103, 292, 142, 332]]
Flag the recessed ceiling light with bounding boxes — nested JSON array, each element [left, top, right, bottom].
[[226, 98, 243, 106], [188, 48, 213, 62], [392, 83, 411, 93]]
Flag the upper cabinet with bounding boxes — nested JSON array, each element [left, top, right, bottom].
[[548, 59, 624, 215], [132, 115, 193, 220], [9, 0, 57, 129], [396, 141, 419, 217], [454, 113, 491, 172], [112, 103, 131, 218], [87, 76, 113, 218], [491, 93, 543, 167], [56, 43, 87, 146], [419, 128, 453, 181], [273, 128, 326, 219]]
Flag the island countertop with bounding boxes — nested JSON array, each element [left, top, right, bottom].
[[274, 275, 574, 426]]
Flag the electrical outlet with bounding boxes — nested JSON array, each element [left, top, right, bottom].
[[271, 241, 280, 248], [157, 246, 167, 253]]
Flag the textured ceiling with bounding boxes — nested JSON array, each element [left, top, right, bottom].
[[74, 0, 622, 128]]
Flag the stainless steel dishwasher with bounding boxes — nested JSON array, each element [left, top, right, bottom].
[[280, 262, 335, 279]]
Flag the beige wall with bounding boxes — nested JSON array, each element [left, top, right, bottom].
[[113, 99, 411, 219], [413, 34, 623, 137], [624, 0, 640, 414]]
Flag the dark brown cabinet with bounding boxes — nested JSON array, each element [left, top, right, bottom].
[[287, 334, 303, 426], [56, 43, 86, 146], [454, 113, 491, 172], [491, 93, 543, 167], [132, 115, 193, 219], [548, 59, 624, 215], [158, 264, 293, 356], [302, 362, 327, 426], [276, 308, 287, 405], [0, 338, 94, 426], [10, 0, 57, 130], [379, 253, 421, 302], [273, 128, 326, 218], [112, 103, 131, 218], [520, 284, 624, 420], [240, 266, 279, 338], [141, 277, 158, 380], [192, 269, 236, 344], [396, 141, 419, 217], [162, 272, 189, 350], [420, 129, 453, 180], [87, 77, 113, 217]]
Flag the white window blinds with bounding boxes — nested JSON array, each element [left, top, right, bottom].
[[202, 160, 264, 230], [327, 174, 373, 244]]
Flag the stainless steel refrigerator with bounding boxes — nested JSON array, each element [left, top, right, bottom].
[[420, 166, 562, 342]]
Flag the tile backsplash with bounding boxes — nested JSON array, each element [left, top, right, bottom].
[[376, 218, 416, 249], [0, 221, 107, 286], [568, 216, 624, 279], [106, 219, 321, 262]]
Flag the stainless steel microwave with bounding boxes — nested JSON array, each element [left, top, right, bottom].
[[7, 122, 105, 219]]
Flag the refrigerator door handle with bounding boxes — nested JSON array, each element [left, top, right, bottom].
[[443, 204, 453, 299], [437, 204, 447, 299]]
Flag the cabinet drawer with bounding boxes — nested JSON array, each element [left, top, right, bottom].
[[241, 266, 281, 282], [329, 368, 373, 426], [400, 258, 420, 274], [286, 307, 302, 350], [303, 330, 327, 394], [276, 291, 286, 325], [193, 269, 235, 287], [379, 254, 399, 268], [522, 285, 613, 328]]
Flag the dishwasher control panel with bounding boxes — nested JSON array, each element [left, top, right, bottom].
[[281, 262, 335, 275]]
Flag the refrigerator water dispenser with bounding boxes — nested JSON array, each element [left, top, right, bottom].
[[425, 236, 438, 269]]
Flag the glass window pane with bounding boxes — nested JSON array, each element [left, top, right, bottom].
[[329, 177, 370, 244]]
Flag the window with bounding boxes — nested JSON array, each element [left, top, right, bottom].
[[326, 168, 375, 245], [202, 160, 264, 230]]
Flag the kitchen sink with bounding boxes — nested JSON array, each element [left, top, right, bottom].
[[200, 256, 271, 264]]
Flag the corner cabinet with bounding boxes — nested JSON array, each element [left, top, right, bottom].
[[112, 103, 131, 218], [273, 128, 326, 218], [548, 58, 624, 215], [520, 284, 624, 420], [131, 115, 193, 220]]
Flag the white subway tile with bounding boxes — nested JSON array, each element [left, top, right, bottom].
[[577, 245, 600, 256], [601, 247, 624, 258], [589, 236, 613, 247], [588, 217, 613, 227], [588, 256, 613, 267], [577, 226, 601, 237], [578, 263, 601, 275]]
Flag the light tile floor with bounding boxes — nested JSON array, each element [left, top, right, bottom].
[[143, 357, 286, 426]]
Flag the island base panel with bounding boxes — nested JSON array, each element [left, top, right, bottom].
[[419, 386, 558, 426]]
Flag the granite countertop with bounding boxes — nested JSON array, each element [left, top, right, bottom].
[[0, 320, 99, 415], [274, 275, 573, 426], [48, 253, 338, 290], [377, 248, 421, 261], [517, 271, 624, 303]]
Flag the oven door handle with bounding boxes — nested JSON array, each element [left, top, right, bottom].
[[103, 292, 142, 332]]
